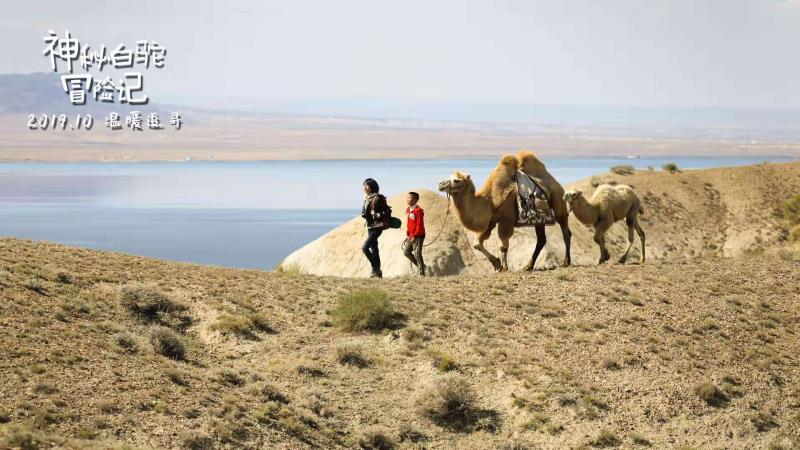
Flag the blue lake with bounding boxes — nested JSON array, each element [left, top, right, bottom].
[[0, 156, 795, 268]]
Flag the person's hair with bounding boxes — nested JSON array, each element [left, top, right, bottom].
[[408, 191, 420, 201], [363, 178, 379, 193]]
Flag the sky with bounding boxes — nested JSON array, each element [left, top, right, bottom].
[[2, 0, 800, 113]]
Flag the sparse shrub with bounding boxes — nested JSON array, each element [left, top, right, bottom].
[[691, 318, 719, 335], [610, 165, 635, 175], [32, 382, 57, 395], [522, 412, 551, 431], [55, 271, 73, 284], [580, 393, 608, 410], [33, 407, 62, 427], [332, 289, 395, 332], [149, 326, 186, 360], [337, 344, 370, 368], [0, 423, 73, 448], [500, 441, 533, 450], [428, 349, 457, 372], [182, 408, 201, 419], [153, 400, 171, 415], [631, 432, 651, 446], [750, 409, 778, 431], [589, 429, 619, 447], [719, 374, 743, 398], [96, 399, 119, 414], [120, 284, 190, 329], [404, 326, 426, 343], [768, 440, 791, 450], [601, 357, 620, 370], [416, 373, 476, 429], [397, 423, 426, 443], [789, 225, 800, 243], [783, 194, 800, 225], [164, 367, 189, 386], [113, 331, 137, 352], [251, 383, 289, 404], [359, 426, 395, 449], [275, 263, 302, 276], [694, 381, 727, 407], [211, 312, 274, 337], [216, 370, 245, 387], [23, 280, 47, 295], [182, 431, 214, 450], [120, 284, 182, 317], [297, 365, 326, 378], [662, 162, 681, 174]]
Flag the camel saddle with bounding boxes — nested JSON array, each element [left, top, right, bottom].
[[515, 171, 555, 227]]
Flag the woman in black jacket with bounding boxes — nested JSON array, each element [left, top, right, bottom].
[[361, 178, 389, 278]]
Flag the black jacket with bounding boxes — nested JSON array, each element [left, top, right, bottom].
[[362, 193, 390, 228]]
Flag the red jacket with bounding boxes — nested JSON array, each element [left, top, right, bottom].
[[406, 205, 425, 238]]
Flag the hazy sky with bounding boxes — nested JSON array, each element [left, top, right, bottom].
[[3, 0, 799, 109]]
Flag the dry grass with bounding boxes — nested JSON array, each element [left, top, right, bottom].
[[609, 164, 635, 175], [416, 373, 476, 429], [336, 344, 370, 368], [331, 288, 396, 332], [210, 311, 274, 337], [358, 426, 395, 450], [662, 162, 681, 173], [0, 238, 799, 449], [148, 326, 186, 360], [694, 381, 728, 407]]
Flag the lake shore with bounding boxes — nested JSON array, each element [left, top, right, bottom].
[[3, 114, 800, 162]]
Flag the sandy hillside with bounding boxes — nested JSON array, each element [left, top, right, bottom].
[[282, 162, 800, 277], [1, 237, 799, 449]]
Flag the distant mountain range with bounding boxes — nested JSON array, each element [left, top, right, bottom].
[[2, 72, 799, 142]]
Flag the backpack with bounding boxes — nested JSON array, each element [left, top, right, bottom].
[[370, 195, 401, 230]]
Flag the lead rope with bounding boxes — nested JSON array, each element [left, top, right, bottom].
[[422, 191, 451, 247]]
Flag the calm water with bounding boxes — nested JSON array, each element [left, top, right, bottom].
[[0, 156, 794, 268]]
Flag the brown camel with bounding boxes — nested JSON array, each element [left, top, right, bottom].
[[563, 184, 645, 264], [437, 151, 572, 271]]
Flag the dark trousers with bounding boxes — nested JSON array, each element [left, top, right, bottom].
[[362, 228, 383, 274], [403, 237, 425, 274]]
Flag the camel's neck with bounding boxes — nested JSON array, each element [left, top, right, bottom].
[[450, 186, 493, 233], [571, 196, 600, 226]]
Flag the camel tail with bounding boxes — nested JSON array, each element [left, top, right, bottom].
[[639, 206, 644, 215]]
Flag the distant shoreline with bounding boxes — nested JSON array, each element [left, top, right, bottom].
[[0, 153, 798, 164]]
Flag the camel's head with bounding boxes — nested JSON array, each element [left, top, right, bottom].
[[438, 171, 472, 194], [563, 189, 583, 212]]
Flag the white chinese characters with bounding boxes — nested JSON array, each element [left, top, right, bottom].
[[44, 30, 167, 106]]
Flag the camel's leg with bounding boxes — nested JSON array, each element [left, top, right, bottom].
[[593, 221, 612, 264], [558, 215, 572, 267], [497, 220, 514, 272], [619, 219, 636, 264], [524, 225, 547, 271], [473, 223, 501, 271], [635, 220, 646, 263]]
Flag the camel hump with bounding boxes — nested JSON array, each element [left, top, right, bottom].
[[517, 149, 546, 174], [499, 154, 519, 171]]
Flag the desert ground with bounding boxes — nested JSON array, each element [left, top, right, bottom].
[[1, 241, 799, 449], [1, 162, 800, 449]]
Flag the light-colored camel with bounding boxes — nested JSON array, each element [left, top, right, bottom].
[[437, 151, 572, 271], [563, 184, 645, 264]]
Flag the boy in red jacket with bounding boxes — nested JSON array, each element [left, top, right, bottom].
[[403, 191, 426, 276]]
